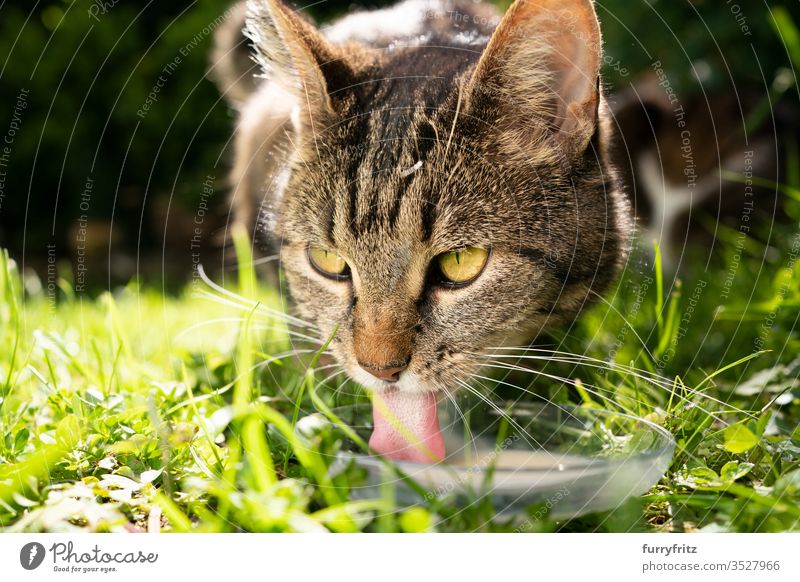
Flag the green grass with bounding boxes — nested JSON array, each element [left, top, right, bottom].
[[1, 204, 799, 532]]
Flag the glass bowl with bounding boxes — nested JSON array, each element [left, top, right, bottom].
[[328, 399, 675, 519]]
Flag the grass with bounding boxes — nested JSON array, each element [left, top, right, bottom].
[[1, 199, 799, 534]]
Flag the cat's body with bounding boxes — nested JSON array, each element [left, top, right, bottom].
[[211, 0, 631, 397], [610, 74, 795, 267]]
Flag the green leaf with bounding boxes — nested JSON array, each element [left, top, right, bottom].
[[56, 416, 81, 448], [626, 430, 656, 453], [720, 461, 754, 483], [399, 507, 433, 533], [688, 467, 719, 485], [774, 470, 800, 497], [14, 428, 29, 453], [723, 424, 759, 454], [756, 410, 772, 437]]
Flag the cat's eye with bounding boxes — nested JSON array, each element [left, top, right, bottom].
[[307, 246, 350, 280], [435, 247, 489, 286]]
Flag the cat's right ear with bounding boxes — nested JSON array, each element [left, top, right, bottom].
[[245, 0, 351, 121], [465, 0, 602, 160]]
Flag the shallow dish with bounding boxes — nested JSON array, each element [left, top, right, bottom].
[[330, 399, 675, 519]]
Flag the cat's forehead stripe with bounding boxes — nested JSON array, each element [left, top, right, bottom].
[[331, 104, 443, 240]]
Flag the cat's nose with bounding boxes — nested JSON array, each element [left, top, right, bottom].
[[359, 361, 408, 383]]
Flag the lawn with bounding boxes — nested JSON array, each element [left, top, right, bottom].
[[1, 214, 799, 533]]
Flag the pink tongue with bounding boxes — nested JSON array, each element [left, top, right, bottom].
[[369, 391, 445, 463]]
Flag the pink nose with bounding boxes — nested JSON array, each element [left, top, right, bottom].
[[359, 362, 408, 382]]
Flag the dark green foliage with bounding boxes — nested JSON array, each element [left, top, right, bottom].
[[1, 1, 797, 282]]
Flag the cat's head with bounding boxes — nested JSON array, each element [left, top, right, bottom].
[[242, 0, 630, 394]]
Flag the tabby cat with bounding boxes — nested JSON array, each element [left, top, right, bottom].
[[211, 0, 631, 399]]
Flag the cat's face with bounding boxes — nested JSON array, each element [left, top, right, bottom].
[[246, 0, 630, 394]]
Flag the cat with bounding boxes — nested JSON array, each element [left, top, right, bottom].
[[210, 0, 631, 399], [610, 72, 795, 268]]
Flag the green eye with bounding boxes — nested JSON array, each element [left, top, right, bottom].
[[436, 247, 489, 285], [308, 247, 350, 279]]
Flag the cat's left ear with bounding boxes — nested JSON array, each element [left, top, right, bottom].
[[466, 0, 602, 158], [246, 0, 349, 120]]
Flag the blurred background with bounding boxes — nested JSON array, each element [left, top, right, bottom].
[[0, 0, 798, 290]]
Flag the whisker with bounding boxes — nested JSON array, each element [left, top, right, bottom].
[[247, 326, 325, 345], [165, 348, 321, 415], [250, 348, 325, 373], [452, 377, 551, 454], [174, 317, 325, 346], [471, 363, 640, 413], [472, 351, 754, 418], [477, 346, 743, 406], [222, 254, 281, 270], [194, 288, 316, 332], [197, 265, 316, 330], [440, 384, 476, 459], [249, 254, 281, 267], [476, 349, 675, 388], [481, 346, 664, 382], [463, 369, 713, 466], [585, 289, 659, 363], [470, 359, 736, 425]]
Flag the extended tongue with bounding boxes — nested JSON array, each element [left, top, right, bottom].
[[369, 390, 445, 463]]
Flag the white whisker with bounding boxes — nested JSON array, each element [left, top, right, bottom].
[[470, 360, 734, 426], [194, 286, 314, 331], [471, 350, 754, 418], [452, 377, 549, 454], [175, 317, 325, 346]]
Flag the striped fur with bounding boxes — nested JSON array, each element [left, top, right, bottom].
[[213, 0, 632, 394]]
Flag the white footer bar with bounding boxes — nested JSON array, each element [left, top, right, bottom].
[[1, 533, 797, 582]]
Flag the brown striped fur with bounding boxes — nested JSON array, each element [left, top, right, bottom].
[[212, 0, 631, 394]]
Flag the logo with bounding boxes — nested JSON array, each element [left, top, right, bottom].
[[20, 542, 46, 570]]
